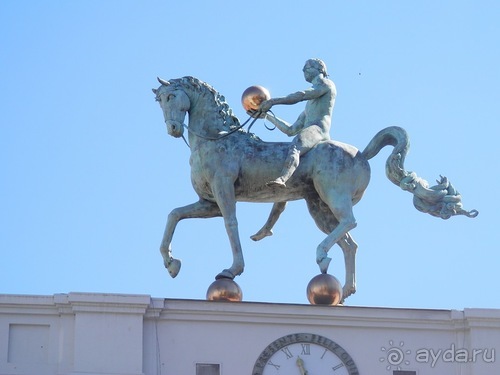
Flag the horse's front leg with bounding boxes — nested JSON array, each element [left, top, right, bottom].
[[212, 177, 244, 280], [160, 199, 221, 278]]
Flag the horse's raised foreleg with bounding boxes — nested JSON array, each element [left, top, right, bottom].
[[212, 177, 245, 280], [337, 232, 358, 301], [250, 202, 287, 241], [160, 199, 221, 278]]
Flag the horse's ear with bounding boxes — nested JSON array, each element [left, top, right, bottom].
[[152, 88, 158, 95], [157, 77, 170, 86]]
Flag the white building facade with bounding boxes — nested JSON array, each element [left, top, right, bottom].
[[0, 292, 498, 375]]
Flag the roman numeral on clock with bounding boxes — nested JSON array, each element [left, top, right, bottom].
[[301, 343, 311, 355], [267, 360, 280, 370], [332, 363, 345, 371], [281, 347, 293, 359]]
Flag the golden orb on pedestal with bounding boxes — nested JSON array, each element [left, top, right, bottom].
[[306, 273, 343, 306], [206, 278, 243, 302], [241, 85, 271, 111]]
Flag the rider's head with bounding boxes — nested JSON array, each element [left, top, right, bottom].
[[303, 59, 328, 82], [308, 59, 328, 75]]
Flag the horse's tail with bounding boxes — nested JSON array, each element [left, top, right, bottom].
[[361, 126, 410, 186], [361, 126, 478, 219]]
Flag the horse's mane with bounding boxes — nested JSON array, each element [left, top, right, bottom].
[[167, 76, 241, 131]]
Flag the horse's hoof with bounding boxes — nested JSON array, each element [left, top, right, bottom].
[[340, 287, 356, 304], [250, 229, 273, 241], [317, 256, 332, 274], [167, 258, 181, 278], [215, 269, 236, 280]]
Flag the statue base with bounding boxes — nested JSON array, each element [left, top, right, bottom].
[[206, 278, 243, 302], [306, 274, 343, 306]]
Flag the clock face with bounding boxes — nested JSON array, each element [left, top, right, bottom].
[[253, 333, 359, 375]]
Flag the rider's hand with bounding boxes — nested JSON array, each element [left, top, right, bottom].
[[247, 109, 266, 119], [259, 99, 273, 113]]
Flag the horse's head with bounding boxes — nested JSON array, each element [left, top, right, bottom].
[[153, 78, 190, 138]]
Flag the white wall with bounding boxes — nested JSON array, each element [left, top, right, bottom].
[[0, 293, 499, 375]]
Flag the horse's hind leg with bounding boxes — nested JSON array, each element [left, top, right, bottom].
[[337, 232, 358, 301], [250, 202, 287, 241], [160, 199, 221, 278], [315, 191, 357, 274]]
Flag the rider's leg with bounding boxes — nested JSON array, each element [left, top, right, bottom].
[[267, 125, 327, 187], [267, 145, 300, 187]]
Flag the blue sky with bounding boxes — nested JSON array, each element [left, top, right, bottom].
[[1, 1, 499, 310]]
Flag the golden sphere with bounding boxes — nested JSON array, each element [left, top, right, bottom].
[[206, 278, 243, 302], [241, 85, 271, 111], [307, 274, 343, 306]]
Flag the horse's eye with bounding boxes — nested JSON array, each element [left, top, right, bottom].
[[167, 94, 175, 102]]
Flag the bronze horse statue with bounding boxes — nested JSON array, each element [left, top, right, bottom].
[[153, 76, 477, 301]]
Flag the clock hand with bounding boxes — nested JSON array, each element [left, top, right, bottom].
[[296, 356, 308, 375]]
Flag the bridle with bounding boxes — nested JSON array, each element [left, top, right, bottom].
[[157, 78, 275, 148], [177, 110, 275, 149]]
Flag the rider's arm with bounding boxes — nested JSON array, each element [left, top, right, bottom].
[[263, 84, 330, 109], [277, 86, 328, 104], [265, 111, 305, 136]]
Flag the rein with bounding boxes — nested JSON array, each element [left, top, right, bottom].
[[180, 110, 275, 148]]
